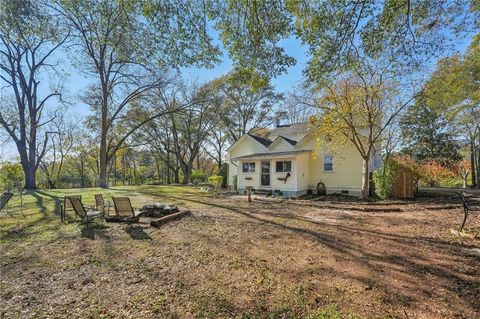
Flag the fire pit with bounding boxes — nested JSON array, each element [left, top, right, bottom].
[[138, 203, 179, 218]]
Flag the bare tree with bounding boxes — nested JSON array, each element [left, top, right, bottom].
[[0, 1, 69, 189], [204, 126, 228, 169], [53, 0, 219, 188], [212, 71, 283, 143], [168, 84, 224, 184], [39, 114, 75, 188], [276, 88, 313, 124]]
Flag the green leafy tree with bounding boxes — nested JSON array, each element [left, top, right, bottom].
[[400, 100, 462, 164], [209, 1, 478, 82], [0, 162, 24, 191], [312, 72, 415, 199], [423, 34, 480, 187]]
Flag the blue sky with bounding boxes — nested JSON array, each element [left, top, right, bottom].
[[0, 29, 473, 160]]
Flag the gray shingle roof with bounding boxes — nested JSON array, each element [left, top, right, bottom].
[[278, 136, 297, 146], [247, 133, 272, 147], [231, 150, 309, 160]]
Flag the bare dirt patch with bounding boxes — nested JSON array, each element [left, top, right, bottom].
[[1, 187, 479, 318]]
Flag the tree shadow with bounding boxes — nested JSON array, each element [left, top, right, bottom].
[[80, 222, 110, 240], [31, 190, 62, 218], [135, 189, 480, 313], [125, 225, 152, 240]]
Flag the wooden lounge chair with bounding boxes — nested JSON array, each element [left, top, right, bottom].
[[68, 197, 103, 224], [95, 194, 111, 215], [0, 192, 14, 214], [108, 197, 139, 223], [457, 192, 480, 231], [61, 195, 82, 222]]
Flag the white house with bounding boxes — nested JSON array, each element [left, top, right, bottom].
[[226, 122, 378, 197]]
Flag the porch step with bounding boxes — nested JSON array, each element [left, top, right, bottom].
[[253, 189, 272, 196]]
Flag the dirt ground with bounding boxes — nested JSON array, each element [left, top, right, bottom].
[[1, 187, 479, 318]]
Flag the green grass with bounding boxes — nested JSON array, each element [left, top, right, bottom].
[[0, 185, 210, 247]]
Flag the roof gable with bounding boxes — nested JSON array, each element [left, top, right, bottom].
[[226, 134, 270, 154], [268, 136, 297, 151], [247, 133, 272, 147]]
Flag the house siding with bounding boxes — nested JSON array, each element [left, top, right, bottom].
[[227, 137, 268, 186], [227, 127, 368, 197], [270, 158, 296, 192], [268, 139, 294, 152], [302, 138, 364, 195]]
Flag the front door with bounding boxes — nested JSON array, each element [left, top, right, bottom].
[[260, 160, 270, 187]]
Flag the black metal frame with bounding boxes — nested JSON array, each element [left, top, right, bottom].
[[0, 192, 14, 214], [457, 192, 480, 231]]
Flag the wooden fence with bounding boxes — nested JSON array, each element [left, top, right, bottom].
[[392, 170, 414, 199]]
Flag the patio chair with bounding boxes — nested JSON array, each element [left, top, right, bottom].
[[95, 194, 111, 216], [0, 192, 14, 214], [110, 197, 140, 223], [61, 195, 82, 222], [68, 197, 103, 224], [457, 192, 480, 231]]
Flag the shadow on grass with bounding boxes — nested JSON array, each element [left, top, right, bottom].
[[135, 188, 480, 313], [31, 190, 62, 218], [80, 222, 110, 240], [125, 225, 152, 240]]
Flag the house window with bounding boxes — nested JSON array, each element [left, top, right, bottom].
[[276, 161, 292, 172], [242, 162, 255, 173], [324, 155, 333, 171]]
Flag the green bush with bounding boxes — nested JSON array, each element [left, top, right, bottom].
[[232, 175, 237, 190], [0, 162, 24, 191], [218, 163, 228, 188], [191, 169, 208, 184], [208, 175, 223, 190], [372, 159, 398, 199]]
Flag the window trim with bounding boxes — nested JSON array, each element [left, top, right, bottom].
[[275, 160, 292, 173], [323, 155, 333, 172], [242, 162, 256, 173]]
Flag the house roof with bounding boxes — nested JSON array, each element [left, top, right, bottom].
[[231, 150, 309, 160], [267, 122, 311, 141], [278, 136, 297, 146], [247, 133, 272, 147]]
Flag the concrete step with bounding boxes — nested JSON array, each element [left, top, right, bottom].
[[253, 189, 272, 195]]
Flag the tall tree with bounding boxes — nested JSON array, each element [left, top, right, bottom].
[[168, 83, 224, 184], [276, 88, 313, 124], [400, 99, 462, 164], [423, 34, 480, 187], [312, 69, 416, 199], [209, 1, 478, 82], [54, 0, 220, 188], [0, 0, 69, 189], [209, 1, 478, 198], [212, 70, 283, 143], [39, 114, 75, 188]]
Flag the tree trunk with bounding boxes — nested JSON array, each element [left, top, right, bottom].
[[99, 143, 108, 188], [470, 139, 476, 188], [476, 130, 480, 189], [360, 157, 370, 200], [166, 151, 171, 184], [182, 167, 192, 185], [23, 162, 37, 190], [174, 168, 180, 184]]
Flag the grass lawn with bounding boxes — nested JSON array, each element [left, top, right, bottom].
[[1, 186, 479, 318]]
